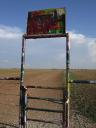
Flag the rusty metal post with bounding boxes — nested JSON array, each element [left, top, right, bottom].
[[21, 86, 27, 128], [19, 36, 27, 128], [65, 33, 70, 128]]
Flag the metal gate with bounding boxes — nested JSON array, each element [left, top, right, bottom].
[[19, 33, 70, 128]]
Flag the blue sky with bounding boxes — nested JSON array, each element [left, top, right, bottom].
[[0, 0, 96, 68]]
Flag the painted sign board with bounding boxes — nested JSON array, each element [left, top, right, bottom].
[[27, 8, 66, 35]]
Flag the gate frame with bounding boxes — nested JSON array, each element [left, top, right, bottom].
[[19, 33, 70, 128]]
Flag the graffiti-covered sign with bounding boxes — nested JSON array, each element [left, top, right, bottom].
[[27, 8, 66, 35]]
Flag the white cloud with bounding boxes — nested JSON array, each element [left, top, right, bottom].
[[0, 24, 96, 68], [0, 25, 22, 68], [69, 31, 96, 68], [88, 40, 96, 62], [69, 31, 86, 44], [0, 24, 22, 39]]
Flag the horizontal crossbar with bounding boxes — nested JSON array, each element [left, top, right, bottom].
[[27, 85, 64, 90], [0, 77, 20, 80], [27, 118, 63, 125], [23, 33, 68, 39], [27, 96, 64, 104], [27, 107, 64, 113], [70, 80, 96, 84]]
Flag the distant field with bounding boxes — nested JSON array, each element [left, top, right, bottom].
[[70, 69, 96, 128], [0, 69, 96, 128]]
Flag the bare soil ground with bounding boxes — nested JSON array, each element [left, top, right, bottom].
[[0, 69, 19, 128], [0, 69, 64, 128], [0, 69, 96, 128], [25, 69, 64, 128]]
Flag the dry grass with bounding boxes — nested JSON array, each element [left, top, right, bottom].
[[70, 69, 96, 128]]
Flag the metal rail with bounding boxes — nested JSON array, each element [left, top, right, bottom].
[[28, 96, 63, 104], [27, 85, 64, 90], [23, 33, 67, 39], [27, 107, 64, 113], [70, 80, 96, 84], [0, 77, 20, 80]]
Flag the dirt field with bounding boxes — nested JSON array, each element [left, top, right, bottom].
[[70, 69, 96, 128], [0, 69, 64, 128], [25, 69, 64, 128], [0, 69, 96, 128]]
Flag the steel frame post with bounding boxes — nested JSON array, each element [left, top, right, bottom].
[[65, 33, 70, 128], [20, 36, 27, 128]]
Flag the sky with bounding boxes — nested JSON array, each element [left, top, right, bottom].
[[0, 0, 96, 69]]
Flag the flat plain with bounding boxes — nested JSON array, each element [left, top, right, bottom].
[[0, 69, 96, 128]]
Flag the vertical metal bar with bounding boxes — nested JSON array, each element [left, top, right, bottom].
[[62, 34, 67, 128], [19, 36, 27, 128], [20, 36, 25, 87], [65, 33, 70, 128], [22, 86, 27, 128]]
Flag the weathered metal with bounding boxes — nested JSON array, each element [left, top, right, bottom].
[[27, 85, 64, 90], [27, 107, 64, 113], [19, 36, 27, 128], [28, 96, 64, 104], [20, 7, 68, 127], [20, 33, 69, 128], [70, 80, 96, 84], [27, 8, 66, 35], [23, 33, 67, 39], [64, 33, 70, 128], [0, 77, 20, 80]]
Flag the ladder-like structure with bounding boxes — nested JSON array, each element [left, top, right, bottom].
[[19, 33, 70, 128]]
